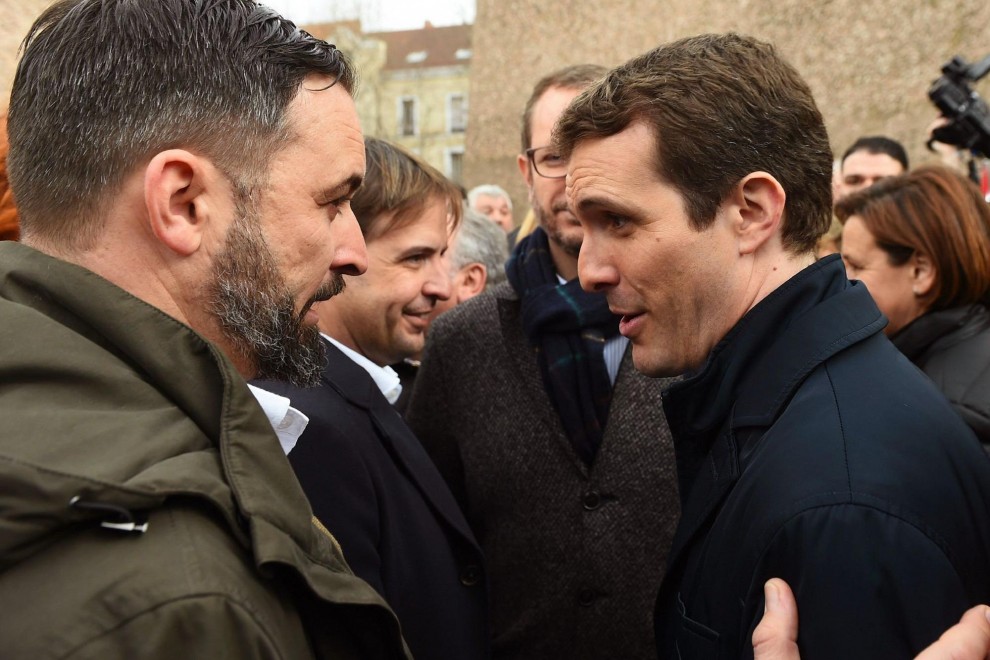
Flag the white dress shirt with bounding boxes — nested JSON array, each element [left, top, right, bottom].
[[323, 334, 404, 404], [246, 383, 309, 455]]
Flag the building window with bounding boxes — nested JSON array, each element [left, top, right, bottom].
[[448, 93, 467, 134], [399, 97, 417, 137], [446, 147, 465, 184]]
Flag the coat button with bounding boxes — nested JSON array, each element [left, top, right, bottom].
[[578, 588, 596, 607], [582, 490, 601, 511], [460, 564, 482, 587]]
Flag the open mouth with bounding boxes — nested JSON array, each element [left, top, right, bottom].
[[617, 312, 645, 337]]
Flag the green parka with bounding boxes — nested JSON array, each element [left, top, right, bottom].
[[0, 242, 410, 659]]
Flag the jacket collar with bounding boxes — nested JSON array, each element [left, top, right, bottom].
[[892, 304, 990, 362], [661, 255, 886, 535], [664, 256, 884, 453]]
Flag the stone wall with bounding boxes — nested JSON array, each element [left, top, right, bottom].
[[465, 0, 990, 219], [0, 0, 52, 109]]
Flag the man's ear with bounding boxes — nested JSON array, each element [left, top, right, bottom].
[[726, 172, 787, 255], [455, 263, 488, 300], [517, 152, 534, 190], [911, 252, 937, 298], [143, 150, 216, 256]]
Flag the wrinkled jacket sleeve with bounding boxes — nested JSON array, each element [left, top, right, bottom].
[[65, 594, 310, 660], [745, 504, 969, 660]]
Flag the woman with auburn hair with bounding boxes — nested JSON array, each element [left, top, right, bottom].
[[0, 114, 18, 241], [836, 165, 990, 446], [0, 115, 19, 241]]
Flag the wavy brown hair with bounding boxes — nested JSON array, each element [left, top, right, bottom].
[[554, 33, 833, 254], [352, 137, 462, 241], [835, 165, 990, 310]]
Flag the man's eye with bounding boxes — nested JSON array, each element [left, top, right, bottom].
[[319, 197, 352, 216], [844, 176, 864, 186], [607, 213, 628, 230], [540, 153, 564, 165]]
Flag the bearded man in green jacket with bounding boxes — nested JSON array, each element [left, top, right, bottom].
[[0, 1, 409, 658]]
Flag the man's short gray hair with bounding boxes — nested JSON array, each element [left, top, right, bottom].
[[467, 184, 513, 211], [452, 205, 509, 288]]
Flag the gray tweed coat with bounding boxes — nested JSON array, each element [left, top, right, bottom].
[[406, 281, 680, 660]]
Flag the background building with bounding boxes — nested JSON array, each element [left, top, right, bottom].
[[3, 1, 987, 225], [1, 0, 51, 105], [465, 0, 990, 222], [307, 21, 472, 187]]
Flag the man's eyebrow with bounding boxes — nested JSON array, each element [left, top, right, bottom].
[[320, 174, 364, 200], [576, 194, 633, 216]]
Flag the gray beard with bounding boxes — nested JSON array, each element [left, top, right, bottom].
[[209, 206, 342, 387]]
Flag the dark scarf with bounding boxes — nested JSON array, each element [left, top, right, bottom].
[[506, 227, 620, 465]]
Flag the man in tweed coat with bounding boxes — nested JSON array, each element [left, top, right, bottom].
[[406, 65, 680, 660]]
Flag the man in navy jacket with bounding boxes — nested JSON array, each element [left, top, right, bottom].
[[555, 33, 990, 659]]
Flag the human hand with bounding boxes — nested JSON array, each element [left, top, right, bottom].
[[916, 604, 990, 660], [752, 578, 990, 660], [752, 578, 799, 660]]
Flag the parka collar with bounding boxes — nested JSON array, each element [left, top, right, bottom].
[[0, 242, 355, 582]]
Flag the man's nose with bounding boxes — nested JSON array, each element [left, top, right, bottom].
[[423, 255, 453, 301], [577, 237, 619, 293], [331, 208, 368, 276]]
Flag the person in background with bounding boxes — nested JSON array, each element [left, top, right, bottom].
[[0, 0, 408, 657], [818, 135, 909, 256], [254, 137, 488, 660], [0, 115, 18, 240], [431, 205, 509, 320], [392, 205, 508, 414], [836, 165, 990, 447], [834, 135, 909, 201], [407, 64, 679, 660], [469, 183, 514, 232]]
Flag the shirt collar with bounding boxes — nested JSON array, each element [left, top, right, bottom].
[[246, 384, 310, 455], [322, 334, 403, 404]]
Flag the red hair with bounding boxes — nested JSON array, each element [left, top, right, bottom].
[[0, 115, 20, 241]]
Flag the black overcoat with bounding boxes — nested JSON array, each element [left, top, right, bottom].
[[655, 256, 990, 659], [255, 340, 488, 660]]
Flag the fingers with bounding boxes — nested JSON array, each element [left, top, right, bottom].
[[916, 605, 990, 660], [753, 578, 801, 660]]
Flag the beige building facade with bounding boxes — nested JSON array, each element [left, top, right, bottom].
[[307, 21, 472, 187], [1, 0, 54, 107]]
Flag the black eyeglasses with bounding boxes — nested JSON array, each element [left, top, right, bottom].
[[525, 145, 567, 179]]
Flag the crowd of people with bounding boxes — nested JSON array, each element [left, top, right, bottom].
[[2, 1, 990, 659]]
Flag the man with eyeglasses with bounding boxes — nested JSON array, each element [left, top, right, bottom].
[[406, 65, 681, 659]]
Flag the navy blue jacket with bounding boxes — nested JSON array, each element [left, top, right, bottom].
[[655, 256, 990, 659], [254, 340, 488, 660]]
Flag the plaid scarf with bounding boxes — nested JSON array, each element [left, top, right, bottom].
[[506, 227, 620, 465]]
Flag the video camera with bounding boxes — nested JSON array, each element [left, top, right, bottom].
[[928, 53, 990, 158]]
